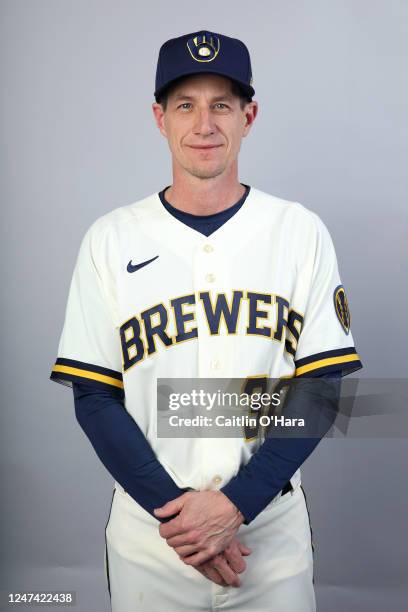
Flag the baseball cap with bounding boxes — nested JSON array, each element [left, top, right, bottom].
[[154, 30, 255, 102]]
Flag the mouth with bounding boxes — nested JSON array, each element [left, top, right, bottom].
[[187, 144, 224, 150]]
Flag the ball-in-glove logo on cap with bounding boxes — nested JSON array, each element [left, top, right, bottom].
[[187, 32, 220, 62]]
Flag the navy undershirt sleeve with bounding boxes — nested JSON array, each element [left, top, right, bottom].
[[221, 371, 342, 523], [72, 383, 189, 522], [72, 371, 340, 524]]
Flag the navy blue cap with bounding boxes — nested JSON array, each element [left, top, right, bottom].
[[154, 30, 255, 101]]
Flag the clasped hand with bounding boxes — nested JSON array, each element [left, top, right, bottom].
[[154, 490, 250, 587]]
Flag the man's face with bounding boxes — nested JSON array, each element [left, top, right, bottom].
[[152, 74, 258, 180]]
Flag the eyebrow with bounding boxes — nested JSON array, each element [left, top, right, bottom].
[[172, 93, 235, 102]]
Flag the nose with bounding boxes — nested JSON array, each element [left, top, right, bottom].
[[193, 108, 216, 136]]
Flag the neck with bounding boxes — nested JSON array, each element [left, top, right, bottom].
[[164, 162, 245, 215]]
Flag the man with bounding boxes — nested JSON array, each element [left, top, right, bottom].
[[50, 30, 362, 611]]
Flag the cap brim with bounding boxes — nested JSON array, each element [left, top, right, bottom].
[[154, 67, 255, 101]]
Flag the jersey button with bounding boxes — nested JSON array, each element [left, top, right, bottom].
[[212, 475, 222, 486], [205, 273, 216, 283], [203, 244, 213, 253]]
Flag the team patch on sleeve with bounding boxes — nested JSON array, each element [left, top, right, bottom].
[[294, 347, 362, 377], [50, 357, 124, 390], [333, 284, 350, 335]]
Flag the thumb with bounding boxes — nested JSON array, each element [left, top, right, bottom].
[[153, 494, 187, 517]]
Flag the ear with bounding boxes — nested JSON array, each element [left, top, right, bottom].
[[152, 103, 168, 138], [242, 101, 258, 137]]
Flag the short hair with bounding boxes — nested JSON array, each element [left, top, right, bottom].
[[156, 76, 252, 111]]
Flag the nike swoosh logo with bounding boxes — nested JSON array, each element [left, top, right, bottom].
[[127, 255, 159, 273]]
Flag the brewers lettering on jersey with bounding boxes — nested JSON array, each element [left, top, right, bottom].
[[50, 29, 362, 612]]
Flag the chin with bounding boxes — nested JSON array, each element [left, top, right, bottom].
[[188, 164, 227, 180]]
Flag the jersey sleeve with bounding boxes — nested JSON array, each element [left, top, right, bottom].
[[293, 213, 363, 378], [50, 220, 123, 391]]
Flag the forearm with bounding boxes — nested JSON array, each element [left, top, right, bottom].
[[221, 372, 341, 524], [72, 382, 189, 520], [221, 437, 320, 524]]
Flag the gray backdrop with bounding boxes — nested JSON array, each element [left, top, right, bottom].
[[1, 1, 407, 611]]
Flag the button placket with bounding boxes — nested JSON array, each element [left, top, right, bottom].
[[210, 359, 222, 372], [194, 243, 217, 377]]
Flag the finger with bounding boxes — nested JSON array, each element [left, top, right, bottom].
[[175, 544, 200, 558], [181, 549, 215, 567], [223, 545, 246, 574], [211, 555, 241, 587], [238, 542, 252, 556], [196, 564, 228, 587], [158, 517, 183, 539], [154, 495, 186, 518], [166, 531, 200, 549]]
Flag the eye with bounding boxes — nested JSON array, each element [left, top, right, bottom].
[[178, 102, 192, 110], [214, 103, 229, 110]]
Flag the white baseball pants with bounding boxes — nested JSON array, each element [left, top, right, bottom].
[[104, 482, 316, 611]]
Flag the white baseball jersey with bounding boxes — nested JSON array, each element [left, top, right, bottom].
[[50, 186, 362, 495]]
